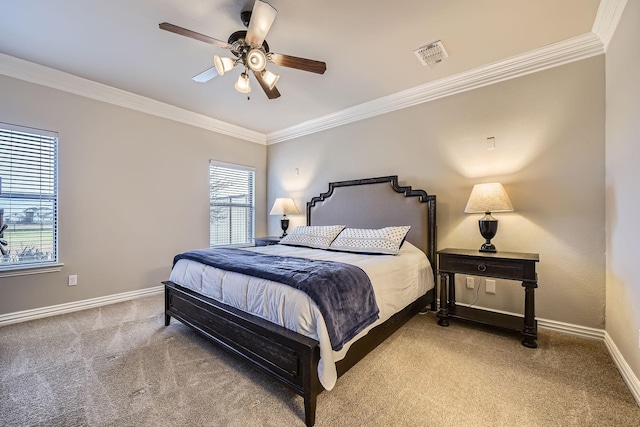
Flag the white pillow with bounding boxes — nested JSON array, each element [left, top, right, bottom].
[[329, 226, 411, 255], [279, 225, 346, 250]]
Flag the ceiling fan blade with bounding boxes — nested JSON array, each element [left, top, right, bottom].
[[192, 66, 219, 83], [159, 22, 231, 49], [269, 53, 326, 74], [245, 1, 277, 47], [253, 70, 281, 99]]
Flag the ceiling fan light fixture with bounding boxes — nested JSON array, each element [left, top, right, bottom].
[[235, 72, 251, 93], [246, 49, 267, 72], [159, 0, 326, 101], [213, 55, 236, 76], [261, 69, 280, 90]]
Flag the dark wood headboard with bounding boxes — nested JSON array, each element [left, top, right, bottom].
[[307, 176, 436, 271]]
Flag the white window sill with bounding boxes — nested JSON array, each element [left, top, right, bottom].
[[0, 263, 64, 278]]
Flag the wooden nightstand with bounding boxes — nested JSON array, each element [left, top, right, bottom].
[[436, 248, 540, 348], [254, 236, 282, 246]]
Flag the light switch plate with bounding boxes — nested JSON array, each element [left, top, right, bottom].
[[485, 279, 496, 294]]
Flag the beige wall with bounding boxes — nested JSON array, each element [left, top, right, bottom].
[[606, 0, 640, 381], [0, 75, 267, 315], [268, 56, 606, 328]]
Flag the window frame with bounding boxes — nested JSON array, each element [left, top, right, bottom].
[[209, 160, 255, 248], [0, 122, 60, 275]]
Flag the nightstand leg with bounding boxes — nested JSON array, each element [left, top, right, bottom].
[[448, 272, 456, 310], [521, 280, 538, 348], [437, 272, 450, 326]]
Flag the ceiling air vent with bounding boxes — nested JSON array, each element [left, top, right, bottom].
[[414, 40, 448, 67]]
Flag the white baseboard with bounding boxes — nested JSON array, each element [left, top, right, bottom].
[[604, 332, 640, 406], [537, 317, 606, 340], [0, 285, 164, 327], [452, 302, 606, 340]]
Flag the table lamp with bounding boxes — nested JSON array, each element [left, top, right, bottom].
[[464, 182, 514, 252], [270, 197, 300, 237]]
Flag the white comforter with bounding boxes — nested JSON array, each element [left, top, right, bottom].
[[169, 241, 434, 390]]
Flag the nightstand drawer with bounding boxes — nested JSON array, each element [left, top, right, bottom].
[[443, 256, 524, 279]]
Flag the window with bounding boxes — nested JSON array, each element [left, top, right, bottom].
[[209, 161, 255, 247], [0, 123, 58, 271]]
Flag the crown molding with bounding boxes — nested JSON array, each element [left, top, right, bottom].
[[592, 0, 629, 50], [1, 28, 609, 147], [266, 32, 604, 144], [0, 53, 266, 145]]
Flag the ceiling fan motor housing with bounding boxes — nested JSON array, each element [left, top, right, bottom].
[[227, 30, 270, 56]]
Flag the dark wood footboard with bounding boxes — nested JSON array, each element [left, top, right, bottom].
[[164, 280, 322, 426], [164, 280, 435, 426]]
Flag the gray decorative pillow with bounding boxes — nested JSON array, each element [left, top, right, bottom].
[[279, 225, 346, 249], [329, 226, 411, 255]]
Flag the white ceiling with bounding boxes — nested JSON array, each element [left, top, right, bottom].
[[0, 0, 603, 136]]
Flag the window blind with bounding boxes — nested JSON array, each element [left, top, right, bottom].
[[209, 161, 255, 247], [0, 123, 58, 270]]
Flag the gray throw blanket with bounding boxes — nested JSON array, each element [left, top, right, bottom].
[[173, 248, 380, 351]]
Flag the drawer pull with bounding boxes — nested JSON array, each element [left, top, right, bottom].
[[477, 263, 487, 272]]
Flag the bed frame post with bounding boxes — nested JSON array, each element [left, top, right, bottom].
[[164, 285, 171, 326], [302, 345, 321, 426], [429, 196, 437, 312]]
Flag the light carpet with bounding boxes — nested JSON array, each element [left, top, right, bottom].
[[1, 294, 639, 426]]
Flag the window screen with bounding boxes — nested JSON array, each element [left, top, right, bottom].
[[209, 161, 255, 247], [0, 123, 58, 270]]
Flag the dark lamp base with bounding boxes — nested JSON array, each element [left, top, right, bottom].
[[479, 243, 497, 252], [280, 217, 290, 238], [478, 214, 498, 253]]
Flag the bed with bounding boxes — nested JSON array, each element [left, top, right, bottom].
[[163, 175, 437, 426]]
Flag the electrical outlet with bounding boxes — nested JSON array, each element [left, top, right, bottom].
[[68, 275, 78, 286], [485, 279, 496, 294], [466, 277, 474, 289]]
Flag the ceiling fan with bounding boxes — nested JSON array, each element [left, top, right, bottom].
[[159, 0, 327, 100]]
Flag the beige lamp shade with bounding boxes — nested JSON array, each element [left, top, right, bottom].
[[269, 198, 300, 216], [464, 183, 514, 214]]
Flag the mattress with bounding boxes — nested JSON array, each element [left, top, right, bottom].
[[169, 241, 434, 390]]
